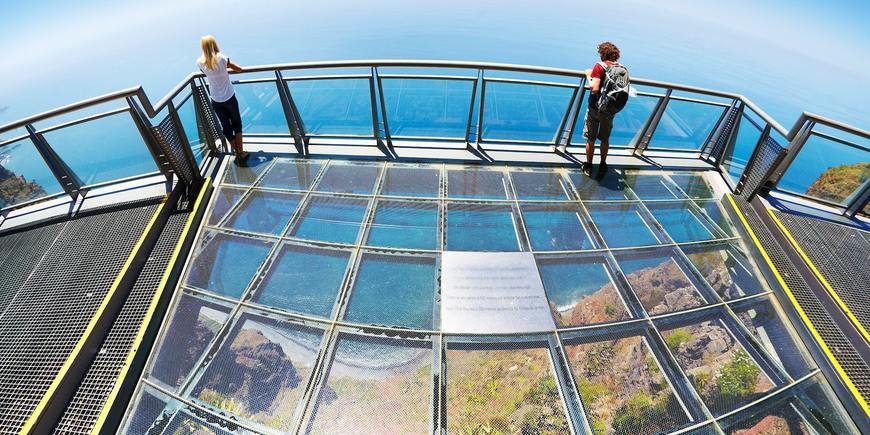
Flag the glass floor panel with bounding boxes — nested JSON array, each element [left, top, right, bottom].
[[446, 342, 570, 434], [669, 173, 715, 199], [252, 243, 351, 318], [344, 253, 437, 329], [683, 242, 764, 300], [289, 195, 368, 244], [698, 200, 734, 236], [366, 200, 438, 250], [447, 168, 510, 199], [521, 204, 594, 251], [127, 157, 857, 434], [563, 334, 691, 434], [223, 190, 302, 235], [185, 231, 274, 299], [207, 187, 245, 226], [190, 312, 323, 431], [646, 202, 716, 243], [659, 318, 775, 416], [380, 166, 441, 197], [122, 386, 243, 435], [147, 291, 231, 391], [510, 171, 570, 200], [731, 297, 815, 379], [259, 160, 323, 190], [446, 203, 521, 251], [617, 250, 706, 315], [625, 173, 683, 200], [314, 163, 381, 194], [223, 154, 274, 185], [570, 168, 631, 200], [586, 203, 660, 248], [537, 255, 630, 326], [719, 375, 854, 434], [306, 334, 432, 434]]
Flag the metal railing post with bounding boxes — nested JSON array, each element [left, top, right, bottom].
[[475, 74, 487, 148], [560, 77, 586, 152], [464, 70, 481, 145], [765, 120, 815, 192], [195, 79, 229, 153], [167, 103, 202, 176], [553, 85, 579, 150], [25, 124, 82, 200], [735, 123, 771, 195], [374, 67, 394, 153], [368, 67, 393, 157], [845, 181, 870, 217], [126, 97, 172, 182], [274, 70, 307, 155], [700, 99, 738, 162], [633, 88, 671, 155]]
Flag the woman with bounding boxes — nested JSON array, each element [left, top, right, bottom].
[[197, 35, 247, 160]]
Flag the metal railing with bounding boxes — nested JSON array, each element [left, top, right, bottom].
[[0, 60, 867, 217]]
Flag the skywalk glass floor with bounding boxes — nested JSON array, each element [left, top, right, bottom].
[[123, 156, 856, 435]]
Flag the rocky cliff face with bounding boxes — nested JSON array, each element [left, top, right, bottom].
[[624, 259, 703, 314], [0, 164, 47, 207], [196, 328, 301, 414], [806, 162, 869, 203]]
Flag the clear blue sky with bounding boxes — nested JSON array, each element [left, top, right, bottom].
[[1, 0, 868, 129]]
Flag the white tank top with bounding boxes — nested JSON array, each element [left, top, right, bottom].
[[197, 53, 235, 103]]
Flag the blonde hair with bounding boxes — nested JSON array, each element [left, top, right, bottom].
[[199, 35, 220, 70]]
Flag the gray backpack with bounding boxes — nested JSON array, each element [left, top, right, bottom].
[[596, 61, 630, 116]]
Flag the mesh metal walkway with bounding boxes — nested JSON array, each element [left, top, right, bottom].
[[52, 199, 194, 435], [770, 211, 870, 344], [728, 195, 870, 411], [0, 200, 161, 434]]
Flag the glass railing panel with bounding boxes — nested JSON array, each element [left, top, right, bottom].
[[778, 133, 869, 206], [40, 111, 158, 186], [570, 93, 660, 146], [232, 81, 290, 134], [287, 78, 374, 136], [381, 78, 474, 138], [175, 93, 209, 165], [0, 137, 64, 207], [720, 114, 763, 185], [649, 99, 726, 150], [481, 81, 574, 143]]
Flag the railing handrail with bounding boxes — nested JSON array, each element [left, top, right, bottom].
[[0, 59, 798, 137]]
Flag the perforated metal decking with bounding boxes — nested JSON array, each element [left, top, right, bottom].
[[0, 200, 160, 434], [770, 211, 870, 343], [52, 201, 193, 435], [727, 195, 870, 415], [0, 221, 67, 319]]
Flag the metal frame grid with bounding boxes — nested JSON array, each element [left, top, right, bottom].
[[0, 200, 160, 434], [118, 157, 858, 434], [52, 200, 192, 434]]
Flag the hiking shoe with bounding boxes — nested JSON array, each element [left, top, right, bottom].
[[596, 162, 609, 180]]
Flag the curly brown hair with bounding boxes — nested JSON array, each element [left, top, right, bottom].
[[598, 42, 620, 62]]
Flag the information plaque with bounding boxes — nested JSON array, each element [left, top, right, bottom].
[[441, 252, 555, 334]]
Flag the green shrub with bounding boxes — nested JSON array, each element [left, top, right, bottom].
[[664, 328, 694, 352], [713, 349, 760, 403]]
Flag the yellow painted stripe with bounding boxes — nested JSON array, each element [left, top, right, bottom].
[[90, 179, 210, 435], [767, 209, 870, 345], [725, 194, 870, 415], [20, 195, 169, 435]]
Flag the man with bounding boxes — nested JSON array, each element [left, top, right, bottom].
[[580, 42, 628, 177]]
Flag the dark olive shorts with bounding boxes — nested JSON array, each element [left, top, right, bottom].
[[583, 109, 614, 143]]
